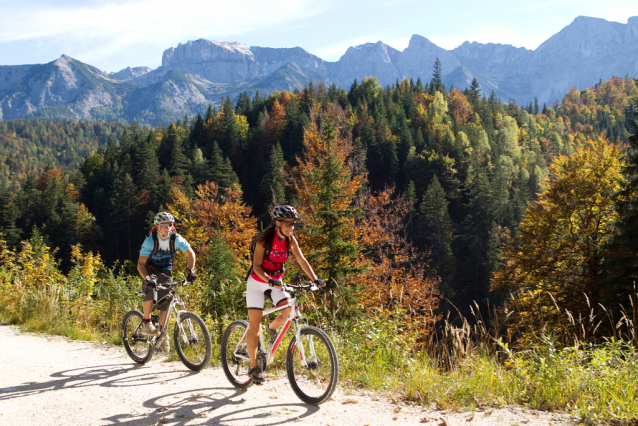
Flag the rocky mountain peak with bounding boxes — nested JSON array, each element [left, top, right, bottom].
[[397, 35, 460, 80], [111, 66, 152, 81]]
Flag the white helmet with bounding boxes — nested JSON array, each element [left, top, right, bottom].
[[272, 205, 301, 220], [154, 211, 175, 225]]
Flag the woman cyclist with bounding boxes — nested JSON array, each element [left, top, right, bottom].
[[246, 205, 325, 384]]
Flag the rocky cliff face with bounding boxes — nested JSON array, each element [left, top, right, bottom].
[[158, 39, 328, 84], [1, 15, 637, 124]]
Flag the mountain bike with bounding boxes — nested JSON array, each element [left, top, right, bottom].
[[220, 283, 339, 405], [121, 277, 212, 371]]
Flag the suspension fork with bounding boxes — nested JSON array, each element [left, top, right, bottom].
[[292, 318, 309, 367]]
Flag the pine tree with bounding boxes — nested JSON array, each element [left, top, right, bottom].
[[259, 143, 286, 207], [421, 176, 456, 284], [431, 57, 443, 94], [166, 123, 189, 177], [136, 133, 160, 197], [220, 96, 239, 155], [470, 78, 481, 101], [209, 141, 239, 190]]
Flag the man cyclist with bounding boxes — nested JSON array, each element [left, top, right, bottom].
[[245, 205, 325, 384], [137, 211, 197, 354]]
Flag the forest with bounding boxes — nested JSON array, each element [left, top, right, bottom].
[[1, 71, 638, 322]]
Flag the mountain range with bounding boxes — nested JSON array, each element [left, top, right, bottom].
[[1, 15, 636, 125]]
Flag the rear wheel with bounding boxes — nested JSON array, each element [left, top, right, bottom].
[[220, 320, 253, 388], [286, 326, 339, 405], [122, 310, 154, 364], [173, 311, 212, 371]]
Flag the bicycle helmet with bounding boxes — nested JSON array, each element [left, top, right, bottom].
[[153, 211, 175, 225], [272, 205, 301, 220]]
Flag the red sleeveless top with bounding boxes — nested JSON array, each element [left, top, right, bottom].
[[251, 233, 289, 283]]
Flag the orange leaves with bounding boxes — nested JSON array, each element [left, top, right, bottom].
[[260, 99, 287, 150], [448, 89, 473, 126], [169, 181, 257, 263], [355, 188, 439, 323]]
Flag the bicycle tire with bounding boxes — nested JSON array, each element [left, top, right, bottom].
[[286, 326, 339, 405], [122, 310, 154, 364], [220, 320, 254, 388], [173, 311, 212, 371]]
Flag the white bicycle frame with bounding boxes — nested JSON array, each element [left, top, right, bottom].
[[137, 280, 195, 346], [234, 286, 317, 368]]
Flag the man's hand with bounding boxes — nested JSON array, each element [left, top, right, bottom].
[[268, 278, 283, 288], [313, 278, 326, 288], [186, 269, 197, 282], [143, 276, 158, 293]]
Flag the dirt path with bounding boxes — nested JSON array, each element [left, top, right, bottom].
[[0, 325, 578, 426]]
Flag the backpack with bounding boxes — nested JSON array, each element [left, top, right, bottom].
[[245, 232, 291, 280], [145, 228, 177, 267]]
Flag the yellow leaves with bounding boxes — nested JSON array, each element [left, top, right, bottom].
[[69, 244, 103, 297], [64, 183, 79, 200], [492, 136, 623, 338], [235, 114, 250, 142]]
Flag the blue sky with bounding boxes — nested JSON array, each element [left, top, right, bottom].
[[0, 0, 636, 73]]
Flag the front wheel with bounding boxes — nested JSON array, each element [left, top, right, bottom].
[[122, 310, 154, 364], [173, 311, 212, 371], [220, 320, 254, 388], [286, 326, 339, 405]]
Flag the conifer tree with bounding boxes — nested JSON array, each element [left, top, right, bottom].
[[136, 134, 160, 197], [431, 57, 443, 94], [421, 175, 456, 283], [220, 96, 239, 155], [470, 78, 481, 100], [259, 143, 286, 207], [209, 141, 238, 190], [167, 123, 189, 177]]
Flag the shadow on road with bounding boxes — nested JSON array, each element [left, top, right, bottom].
[[103, 387, 321, 425], [0, 362, 198, 401]]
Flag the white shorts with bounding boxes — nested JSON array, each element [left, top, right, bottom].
[[246, 275, 291, 310]]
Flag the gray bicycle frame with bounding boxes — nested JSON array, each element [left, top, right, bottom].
[[233, 287, 317, 368]]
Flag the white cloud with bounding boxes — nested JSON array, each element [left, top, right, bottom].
[[0, 0, 327, 69]]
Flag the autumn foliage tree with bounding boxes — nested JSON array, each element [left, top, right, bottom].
[[355, 187, 439, 329], [491, 136, 623, 339]]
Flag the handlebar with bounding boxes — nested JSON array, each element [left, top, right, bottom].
[[153, 278, 189, 291], [281, 282, 323, 294]]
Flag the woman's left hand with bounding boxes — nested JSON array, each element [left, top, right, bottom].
[[314, 278, 326, 288]]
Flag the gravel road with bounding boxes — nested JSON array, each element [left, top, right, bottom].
[[0, 325, 578, 426]]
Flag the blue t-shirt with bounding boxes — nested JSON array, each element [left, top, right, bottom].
[[140, 232, 191, 271]]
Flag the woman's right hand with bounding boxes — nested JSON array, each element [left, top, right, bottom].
[[268, 278, 283, 288]]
